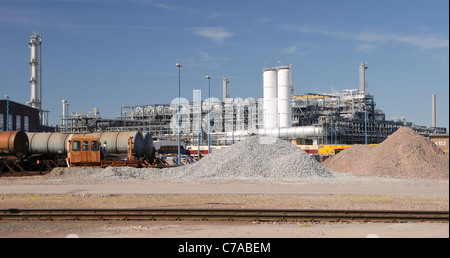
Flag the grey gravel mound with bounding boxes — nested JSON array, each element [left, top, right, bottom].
[[47, 135, 336, 181], [172, 135, 335, 179]]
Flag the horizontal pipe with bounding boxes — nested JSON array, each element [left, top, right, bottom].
[[222, 126, 324, 140]]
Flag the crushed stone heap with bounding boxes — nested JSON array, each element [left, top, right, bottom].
[[175, 135, 335, 179], [323, 127, 449, 179]]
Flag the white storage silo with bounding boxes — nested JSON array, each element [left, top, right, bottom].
[[277, 68, 291, 128], [263, 69, 278, 130]]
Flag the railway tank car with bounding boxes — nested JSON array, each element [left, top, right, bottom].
[[1, 130, 155, 176], [25, 131, 151, 159], [26, 132, 75, 156], [88, 131, 146, 158], [0, 131, 29, 158]]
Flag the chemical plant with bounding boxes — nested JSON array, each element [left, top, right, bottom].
[[1, 32, 448, 164], [57, 61, 446, 148]]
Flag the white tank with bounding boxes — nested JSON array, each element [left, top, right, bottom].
[[277, 68, 291, 128], [263, 69, 278, 130]]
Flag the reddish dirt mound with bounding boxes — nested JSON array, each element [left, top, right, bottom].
[[323, 127, 449, 179]]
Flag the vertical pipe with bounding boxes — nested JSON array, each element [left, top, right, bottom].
[[5, 96, 10, 131], [39, 34, 43, 125], [197, 90, 201, 158], [330, 120, 333, 145], [232, 102, 235, 144], [207, 76, 211, 154], [67, 104, 69, 132], [365, 111, 368, 144], [123, 112, 127, 130], [432, 94, 436, 128], [317, 119, 320, 147], [176, 64, 182, 165]]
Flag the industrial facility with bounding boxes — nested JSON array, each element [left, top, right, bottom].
[[58, 62, 447, 149], [1, 32, 448, 162]]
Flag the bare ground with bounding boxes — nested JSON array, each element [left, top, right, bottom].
[[0, 175, 448, 238]]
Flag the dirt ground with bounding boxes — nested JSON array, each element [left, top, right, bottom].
[[2, 220, 448, 238], [0, 176, 448, 238]]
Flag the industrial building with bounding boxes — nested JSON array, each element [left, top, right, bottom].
[[0, 99, 53, 132]]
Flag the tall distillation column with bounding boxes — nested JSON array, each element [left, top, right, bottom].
[[223, 77, 230, 102], [27, 32, 43, 124], [62, 99, 68, 129], [359, 62, 368, 95]]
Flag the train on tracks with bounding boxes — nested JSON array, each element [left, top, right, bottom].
[[0, 130, 159, 176]]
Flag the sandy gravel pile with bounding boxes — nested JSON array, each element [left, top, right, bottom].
[[323, 127, 449, 179]]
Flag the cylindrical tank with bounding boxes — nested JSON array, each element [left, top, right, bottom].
[[277, 68, 291, 128], [143, 132, 154, 158], [26, 132, 75, 156], [263, 69, 278, 130], [25, 131, 145, 158], [89, 131, 145, 157], [0, 131, 29, 157]]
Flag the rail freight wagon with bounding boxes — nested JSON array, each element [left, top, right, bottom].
[[0, 130, 156, 176]]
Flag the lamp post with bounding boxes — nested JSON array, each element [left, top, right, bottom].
[[176, 63, 182, 165], [206, 75, 211, 154], [66, 103, 70, 132], [232, 101, 235, 144], [196, 90, 201, 159], [4, 95, 10, 131], [364, 110, 368, 145], [123, 111, 127, 130]]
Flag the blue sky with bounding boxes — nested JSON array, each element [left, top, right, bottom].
[[0, 0, 448, 130]]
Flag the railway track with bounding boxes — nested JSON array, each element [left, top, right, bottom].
[[0, 209, 448, 223]]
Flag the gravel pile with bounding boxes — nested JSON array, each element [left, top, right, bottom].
[[323, 127, 449, 179], [172, 135, 335, 179], [47, 135, 336, 181]]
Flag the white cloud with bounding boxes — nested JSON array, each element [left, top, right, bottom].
[[283, 45, 298, 54], [356, 44, 377, 53], [154, 3, 202, 15], [396, 33, 449, 49], [282, 23, 449, 50], [192, 27, 234, 44], [179, 49, 230, 69]]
